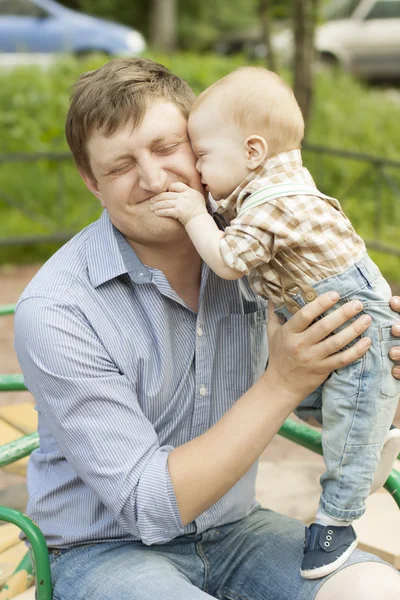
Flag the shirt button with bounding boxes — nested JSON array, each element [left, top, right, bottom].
[[305, 291, 317, 302], [199, 385, 207, 396], [197, 327, 203, 337], [292, 306, 300, 314]]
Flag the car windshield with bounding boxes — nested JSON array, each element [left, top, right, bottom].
[[323, 0, 361, 20]]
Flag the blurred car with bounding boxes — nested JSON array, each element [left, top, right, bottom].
[[216, 0, 400, 81], [315, 0, 400, 80], [0, 0, 146, 56]]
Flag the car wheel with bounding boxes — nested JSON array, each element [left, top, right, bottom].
[[318, 52, 339, 69], [74, 49, 110, 60]]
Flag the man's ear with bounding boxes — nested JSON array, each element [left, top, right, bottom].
[[80, 170, 105, 207], [243, 136, 268, 170]]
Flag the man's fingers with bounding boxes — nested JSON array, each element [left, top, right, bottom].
[[316, 313, 372, 358], [322, 336, 371, 372], [303, 298, 365, 344], [169, 182, 188, 192], [289, 291, 341, 334]]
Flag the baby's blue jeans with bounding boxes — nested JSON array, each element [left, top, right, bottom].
[[275, 254, 400, 521]]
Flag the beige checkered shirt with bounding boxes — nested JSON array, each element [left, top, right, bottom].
[[217, 149, 366, 306]]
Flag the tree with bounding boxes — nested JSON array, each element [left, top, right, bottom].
[[259, 0, 275, 71], [292, 0, 318, 126], [149, 0, 177, 52]]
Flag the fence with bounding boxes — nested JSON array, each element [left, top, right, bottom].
[[0, 144, 400, 256]]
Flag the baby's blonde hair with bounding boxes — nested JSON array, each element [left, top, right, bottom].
[[191, 67, 304, 156]]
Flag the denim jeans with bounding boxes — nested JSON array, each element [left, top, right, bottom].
[[275, 255, 400, 520], [48, 508, 386, 600]]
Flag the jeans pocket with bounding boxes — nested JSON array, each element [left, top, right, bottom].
[[380, 325, 400, 399]]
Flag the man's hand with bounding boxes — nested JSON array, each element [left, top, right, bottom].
[[389, 296, 400, 379], [150, 182, 207, 225], [266, 292, 372, 400]]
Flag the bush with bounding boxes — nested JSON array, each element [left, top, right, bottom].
[[0, 53, 399, 282]]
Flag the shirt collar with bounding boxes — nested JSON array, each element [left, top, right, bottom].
[[216, 149, 303, 217], [86, 210, 151, 288], [87, 197, 221, 289]]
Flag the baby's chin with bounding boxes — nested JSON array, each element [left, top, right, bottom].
[[209, 190, 232, 202]]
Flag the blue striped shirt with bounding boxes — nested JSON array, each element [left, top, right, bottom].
[[14, 210, 268, 548]]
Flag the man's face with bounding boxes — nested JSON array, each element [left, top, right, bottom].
[[188, 108, 249, 201], [82, 100, 204, 246]]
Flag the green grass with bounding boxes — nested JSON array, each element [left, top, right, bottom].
[[0, 53, 399, 280]]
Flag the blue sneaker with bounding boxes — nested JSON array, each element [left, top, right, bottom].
[[301, 523, 358, 579]]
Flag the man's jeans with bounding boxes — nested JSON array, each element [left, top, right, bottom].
[[48, 508, 386, 600], [275, 255, 400, 521]]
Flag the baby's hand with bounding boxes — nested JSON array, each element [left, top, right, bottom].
[[150, 182, 207, 226]]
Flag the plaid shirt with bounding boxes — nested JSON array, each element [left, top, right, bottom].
[[217, 149, 366, 306]]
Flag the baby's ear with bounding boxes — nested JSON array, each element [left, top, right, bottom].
[[244, 136, 268, 170]]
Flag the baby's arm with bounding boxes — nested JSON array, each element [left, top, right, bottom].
[[150, 182, 244, 280]]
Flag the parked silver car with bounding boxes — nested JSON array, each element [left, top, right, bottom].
[[217, 0, 400, 81], [315, 0, 400, 79]]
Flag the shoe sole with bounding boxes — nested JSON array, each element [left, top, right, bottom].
[[300, 540, 358, 580]]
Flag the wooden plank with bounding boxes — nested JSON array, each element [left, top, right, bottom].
[[0, 542, 27, 589], [0, 524, 20, 554], [0, 406, 36, 436], [0, 550, 33, 600], [0, 421, 28, 476], [11, 590, 35, 600], [354, 488, 400, 569]]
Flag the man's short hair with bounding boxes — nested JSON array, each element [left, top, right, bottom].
[[66, 58, 196, 179], [192, 67, 304, 156]]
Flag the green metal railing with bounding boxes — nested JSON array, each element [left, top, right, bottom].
[[0, 305, 16, 317], [1, 146, 400, 257], [0, 507, 52, 600]]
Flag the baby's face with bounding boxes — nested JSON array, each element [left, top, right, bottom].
[[188, 108, 250, 201]]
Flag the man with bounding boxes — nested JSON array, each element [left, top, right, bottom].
[[15, 58, 400, 599]]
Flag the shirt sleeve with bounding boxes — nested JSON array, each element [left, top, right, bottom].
[[14, 296, 184, 546], [219, 201, 300, 274]]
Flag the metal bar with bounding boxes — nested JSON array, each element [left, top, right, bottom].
[[278, 419, 323, 455], [303, 143, 400, 169], [0, 231, 76, 246], [364, 240, 400, 257], [384, 469, 400, 508], [0, 304, 16, 316], [0, 374, 27, 391], [278, 419, 400, 508], [0, 507, 52, 600], [0, 433, 39, 468], [0, 152, 71, 163]]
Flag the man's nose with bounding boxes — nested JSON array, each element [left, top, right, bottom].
[[137, 161, 168, 194]]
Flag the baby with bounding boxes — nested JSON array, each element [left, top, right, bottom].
[[150, 67, 400, 579]]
